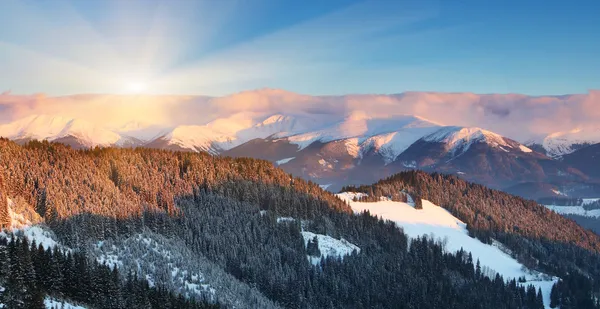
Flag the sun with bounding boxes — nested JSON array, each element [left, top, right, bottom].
[[126, 81, 148, 94]]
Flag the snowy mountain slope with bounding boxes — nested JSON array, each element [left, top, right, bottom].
[[0, 115, 135, 149], [337, 192, 558, 308], [391, 126, 588, 192], [532, 127, 600, 158], [148, 113, 331, 154], [279, 113, 441, 159], [422, 126, 533, 157]]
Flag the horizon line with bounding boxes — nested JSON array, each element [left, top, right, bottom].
[[2, 87, 599, 98]]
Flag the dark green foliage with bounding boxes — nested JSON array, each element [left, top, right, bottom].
[[0, 235, 219, 309], [306, 236, 321, 257], [550, 273, 600, 309]]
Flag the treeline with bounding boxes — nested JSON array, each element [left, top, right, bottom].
[[550, 273, 600, 309], [0, 234, 218, 309]]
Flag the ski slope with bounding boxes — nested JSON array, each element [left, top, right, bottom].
[[338, 192, 557, 308]]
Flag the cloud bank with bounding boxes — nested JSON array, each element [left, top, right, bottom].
[[1, 89, 599, 142]]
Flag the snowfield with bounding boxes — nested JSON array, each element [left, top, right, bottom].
[[301, 231, 360, 266], [338, 192, 557, 308]]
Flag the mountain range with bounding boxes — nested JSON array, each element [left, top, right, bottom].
[[2, 89, 600, 199]]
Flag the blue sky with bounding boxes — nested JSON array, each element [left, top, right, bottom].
[[0, 0, 598, 95]]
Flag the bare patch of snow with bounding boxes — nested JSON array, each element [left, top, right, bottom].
[[519, 144, 533, 153]]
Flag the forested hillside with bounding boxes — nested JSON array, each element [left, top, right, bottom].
[[0, 139, 599, 308], [343, 171, 600, 308]]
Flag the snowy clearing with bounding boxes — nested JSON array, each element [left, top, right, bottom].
[[301, 231, 360, 266], [544, 205, 600, 218], [338, 192, 557, 308]]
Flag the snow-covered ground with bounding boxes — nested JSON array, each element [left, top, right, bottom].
[[301, 231, 360, 266], [338, 192, 558, 308], [544, 205, 600, 218], [45, 298, 86, 309], [542, 198, 600, 218]]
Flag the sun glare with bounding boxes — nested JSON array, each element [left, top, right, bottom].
[[127, 82, 147, 94]]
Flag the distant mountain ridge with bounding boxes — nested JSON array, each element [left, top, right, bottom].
[[2, 89, 600, 199]]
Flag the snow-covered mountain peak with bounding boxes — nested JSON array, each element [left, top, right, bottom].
[[539, 127, 600, 157], [423, 126, 517, 155], [260, 114, 293, 126], [425, 126, 506, 144]]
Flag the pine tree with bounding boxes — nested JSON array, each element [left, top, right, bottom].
[[550, 283, 559, 308], [306, 236, 321, 257]]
